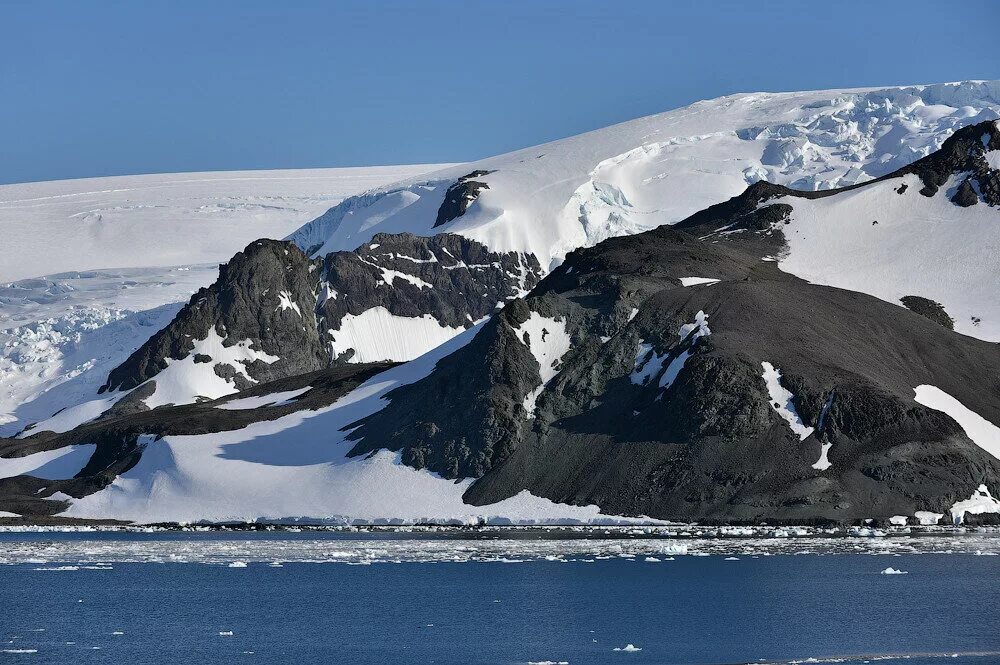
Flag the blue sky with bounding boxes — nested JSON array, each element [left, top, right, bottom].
[[2, 0, 998, 184]]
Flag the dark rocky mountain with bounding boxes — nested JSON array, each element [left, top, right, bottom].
[[100, 233, 540, 405], [345, 120, 1000, 523], [3, 121, 999, 525]]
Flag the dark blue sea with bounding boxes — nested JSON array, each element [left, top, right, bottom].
[[0, 532, 998, 664]]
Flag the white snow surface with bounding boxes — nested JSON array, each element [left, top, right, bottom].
[[777, 173, 1000, 342], [0, 165, 448, 284], [949, 485, 1000, 525], [141, 328, 280, 408], [0, 167, 444, 435], [512, 313, 572, 416], [288, 81, 1000, 271], [18, 396, 121, 436], [812, 443, 833, 471], [678, 277, 720, 287], [214, 387, 312, 411], [0, 444, 96, 480], [329, 306, 465, 363], [913, 385, 1000, 460], [761, 362, 815, 442], [61, 327, 644, 524]]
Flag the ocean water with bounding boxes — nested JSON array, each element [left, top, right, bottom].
[[0, 532, 998, 664]]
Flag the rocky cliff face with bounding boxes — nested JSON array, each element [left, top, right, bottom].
[[101, 233, 540, 406]]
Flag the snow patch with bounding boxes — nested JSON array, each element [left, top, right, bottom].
[[142, 328, 280, 408], [984, 150, 1000, 171], [275, 291, 302, 317], [778, 173, 1000, 342], [811, 442, 832, 471], [19, 396, 120, 436], [0, 444, 97, 480], [631, 311, 711, 393], [329, 306, 463, 363], [513, 313, 572, 417], [215, 387, 311, 411], [949, 485, 1000, 524], [679, 277, 720, 287], [761, 362, 814, 441], [913, 385, 1000, 460]]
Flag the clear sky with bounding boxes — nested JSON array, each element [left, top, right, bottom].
[[2, 0, 998, 184]]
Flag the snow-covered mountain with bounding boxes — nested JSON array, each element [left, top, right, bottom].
[[289, 81, 1000, 271], [2, 82, 1000, 526], [0, 165, 449, 435]]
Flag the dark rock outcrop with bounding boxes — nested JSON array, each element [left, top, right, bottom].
[[102, 233, 540, 397], [102, 239, 325, 394], [433, 170, 495, 227], [900, 296, 955, 330]]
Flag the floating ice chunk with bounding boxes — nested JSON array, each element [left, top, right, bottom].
[[613, 644, 642, 652], [678, 277, 720, 287], [275, 291, 302, 317], [219, 631, 234, 636], [528, 661, 569, 665], [949, 484, 1000, 525], [881, 567, 908, 575], [33, 565, 79, 571], [914, 511, 943, 525], [112, 631, 124, 636], [889, 515, 908, 526], [913, 385, 1000, 461], [644, 556, 660, 562], [227, 561, 247, 568], [761, 362, 814, 441]]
